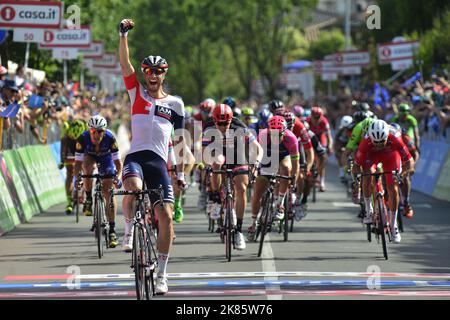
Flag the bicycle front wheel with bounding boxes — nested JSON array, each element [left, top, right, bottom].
[[133, 224, 146, 300], [377, 198, 388, 260], [75, 189, 79, 224], [225, 197, 233, 262], [258, 192, 272, 257], [94, 195, 103, 259]]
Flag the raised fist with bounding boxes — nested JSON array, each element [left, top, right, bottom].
[[119, 19, 134, 35]]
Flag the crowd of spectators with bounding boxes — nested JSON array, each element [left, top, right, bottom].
[[0, 64, 131, 152]]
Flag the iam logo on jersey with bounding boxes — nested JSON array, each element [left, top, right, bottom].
[[155, 104, 173, 121]]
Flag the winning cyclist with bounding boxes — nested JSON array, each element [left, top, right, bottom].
[[202, 104, 263, 250], [74, 115, 123, 248], [119, 18, 187, 295], [353, 120, 415, 243]]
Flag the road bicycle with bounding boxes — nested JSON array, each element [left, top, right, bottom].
[[111, 186, 163, 300]]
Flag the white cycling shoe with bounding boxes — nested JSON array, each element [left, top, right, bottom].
[[235, 232, 246, 250], [122, 231, 134, 252], [210, 203, 221, 220], [155, 274, 168, 295]]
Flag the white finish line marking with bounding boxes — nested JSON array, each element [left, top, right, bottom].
[[261, 234, 282, 300], [6, 271, 450, 281], [332, 202, 360, 208]]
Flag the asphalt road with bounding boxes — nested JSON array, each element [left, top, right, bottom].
[[1, 164, 450, 300]]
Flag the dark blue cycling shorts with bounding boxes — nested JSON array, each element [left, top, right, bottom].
[[122, 150, 174, 206], [85, 155, 116, 176]]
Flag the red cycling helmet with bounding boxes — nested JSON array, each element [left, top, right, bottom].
[[0, 66, 7, 75], [283, 111, 296, 129], [268, 116, 287, 133], [213, 104, 233, 123], [200, 99, 215, 112], [311, 106, 323, 118]]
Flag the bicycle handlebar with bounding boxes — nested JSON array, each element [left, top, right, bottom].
[[356, 170, 403, 184]]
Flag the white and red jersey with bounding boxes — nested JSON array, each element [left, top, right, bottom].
[[123, 73, 184, 162], [355, 133, 413, 168]]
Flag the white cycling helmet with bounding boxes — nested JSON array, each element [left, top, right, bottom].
[[340, 115, 353, 129], [203, 98, 216, 109], [368, 120, 389, 143], [88, 115, 107, 130]]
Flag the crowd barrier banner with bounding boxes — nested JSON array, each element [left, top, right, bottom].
[[0, 154, 20, 236], [50, 141, 67, 181], [18, 145, 66, 211], [412, 140, 450, 196], [433, 152, 450, 200], [2, 150, 42, 221]]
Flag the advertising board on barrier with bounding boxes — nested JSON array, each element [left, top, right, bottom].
[[0, 154, 20, 236], [0, 1, 63, 29], [2, 150, 41, 221], [433, 152, 450, 201], [0, 153, 25, 223], [412, 140, 450, 196]]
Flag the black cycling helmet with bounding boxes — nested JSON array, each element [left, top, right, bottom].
[[268, 99, 284, 113], [353, 111, 369, 123], [352, 100, 371, 112]]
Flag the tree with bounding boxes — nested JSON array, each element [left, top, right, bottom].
[[306, 28, 346, 60]]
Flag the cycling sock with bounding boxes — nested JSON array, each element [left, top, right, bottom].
[[109, 222, 115, 233], [320, 176, 325, 185], [339, 168, 344, 177], [404, 196, 410, 205], [124, 218, 133, 235], [277, 193, 286, 207], [86, 191, 92, 201], [301, 195, 308, 204], [236, 219, 243, 233], [213, 192, 221, 203], [157, 253, 169, 277], [174, 197, 181, 207], [364, 198, 372, 214]]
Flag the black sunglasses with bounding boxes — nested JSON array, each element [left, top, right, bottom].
[[216, 121, 231, 126]]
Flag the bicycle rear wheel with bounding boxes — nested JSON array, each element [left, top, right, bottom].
[[258, 193, 272, 257], [75, 189, 79, 224], [133, 224, 146, 300], [94, 195, 103, 259], [397, 209, 404, 233], [283, 190, 290, 242], [143, 224, 155, 300], [225, 197, 233, 262], [377, 198, 388, 260]]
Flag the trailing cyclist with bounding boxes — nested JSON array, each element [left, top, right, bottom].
[[352, 120, 415, 244], [248, 116, 301, 240], [306, 106, 333, 192], [74, 115, 123, 248], [59, 119, 88, 215], [202, 103, 263, 250]]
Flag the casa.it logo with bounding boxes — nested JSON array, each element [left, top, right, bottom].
[[1, 6, 15, 21], [44, 31, 55, 43], [382, 47, 392, 58]]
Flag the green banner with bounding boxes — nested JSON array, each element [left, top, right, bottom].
[[2, 150, 41, 221], [17, 146, 65, 211], [0, 154, 20, 236]]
